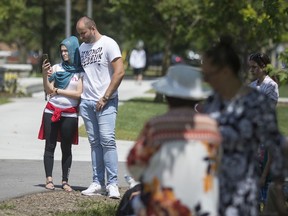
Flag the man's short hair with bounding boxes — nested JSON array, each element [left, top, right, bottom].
[[79, 16, 96, 29]]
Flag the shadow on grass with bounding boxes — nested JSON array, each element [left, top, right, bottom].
[[35, 184, 87, 191], [119, 97, 167, 104]]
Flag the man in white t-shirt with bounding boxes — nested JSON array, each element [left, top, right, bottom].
[[76, 16, 125, 199]]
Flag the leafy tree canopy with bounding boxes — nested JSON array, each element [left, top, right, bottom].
[[1, 0, 288, 71]]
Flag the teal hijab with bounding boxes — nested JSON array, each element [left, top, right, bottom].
[[49, 36, 84, 89]]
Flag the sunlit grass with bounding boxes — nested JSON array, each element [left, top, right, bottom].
[[79, 96, 288, 138], [279, 84, 288, 97], [0, 203, 15, 210], [55, 200, 118, 216], [277, 105, 288, 136], [0, 97, 10, 105], [79, 97, 167, 141]]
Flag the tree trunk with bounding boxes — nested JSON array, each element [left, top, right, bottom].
[[17, 41, 27, 64], [154, 17, 177, 103], [241, 48, 250, 84], [42, 0, 49, 60]]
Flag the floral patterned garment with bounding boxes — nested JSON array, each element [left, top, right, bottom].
[[127, 108, 222, 216], [204, 87, 284, 216]]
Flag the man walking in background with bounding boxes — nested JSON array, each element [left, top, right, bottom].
[[129, 40, 146, 85], [76, 16, 125, 199]]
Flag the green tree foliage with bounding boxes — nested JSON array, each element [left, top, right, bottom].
[[109, 0, 288, 100], [0, 0, 41, 63], [266, 48, 288, 86], [110, 0, 201, 75], [196, 0, 288, 51], [0, 0, 26, 20], [0, 0, 126, 66], [1, 0, 288, 77], [110, 0, 288, 59], [109, 0, 201, 52]]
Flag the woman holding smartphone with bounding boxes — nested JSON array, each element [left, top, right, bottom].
[[38, 36, 84, 192]]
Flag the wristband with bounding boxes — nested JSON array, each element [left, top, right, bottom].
[[55, 88, 59, 95], [103, 95, 109, 101]]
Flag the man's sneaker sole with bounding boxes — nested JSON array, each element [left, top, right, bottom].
[[81, 192, 106, 196], [81, 190, 107, 196], [108, 194, 120, 199]]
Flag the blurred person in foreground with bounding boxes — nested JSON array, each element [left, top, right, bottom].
[[201, 36, 285, 216], [263, 179, 288, 216], [248, 52, 279, 211], [264, 140, 288, 216], [76, 16, 125, 199], [38, 36, 84, 192], [126, 65, 222, 216]]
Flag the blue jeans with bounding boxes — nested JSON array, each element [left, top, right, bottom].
[[79, 97, 118, 186]]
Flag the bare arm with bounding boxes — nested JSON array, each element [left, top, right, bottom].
[[105, 57, 125, 99], [96, 57, 125, 111], [53, 77, 83, 100]]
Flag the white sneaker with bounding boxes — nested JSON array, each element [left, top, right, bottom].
[[124, 175, 140, 189], [81, 182, 106, 196], [106, 184, 120, 199]]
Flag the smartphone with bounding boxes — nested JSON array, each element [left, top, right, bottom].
[[41, 54, 50, 76], [42, 54, 49, 63]]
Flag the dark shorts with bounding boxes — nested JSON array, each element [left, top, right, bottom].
[[133, 68, 144, 75]]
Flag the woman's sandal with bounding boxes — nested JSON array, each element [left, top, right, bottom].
[[45, 181, 55, 190], [62, 182, 73, 192]]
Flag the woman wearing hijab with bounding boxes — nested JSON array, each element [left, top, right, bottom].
[[38, 36, 84, 192]]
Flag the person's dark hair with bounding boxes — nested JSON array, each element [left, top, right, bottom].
[[165, 96, 200, 108], [203, 35, 241, 75], [249, 53, 271, 68]]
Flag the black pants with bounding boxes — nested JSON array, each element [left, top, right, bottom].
[[43, 113, 77, 182]]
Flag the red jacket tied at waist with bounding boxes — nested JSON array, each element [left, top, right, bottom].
[[45, 102, 78, 122], [38, 102, 79, 145]]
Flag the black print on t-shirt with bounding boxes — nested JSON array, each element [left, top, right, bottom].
[[81, 47, 103, 67]]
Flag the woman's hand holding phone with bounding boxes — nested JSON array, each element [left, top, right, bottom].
[[42, 54, 52, 76]]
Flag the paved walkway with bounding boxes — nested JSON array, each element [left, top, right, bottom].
[[0, 77, 156, 202]]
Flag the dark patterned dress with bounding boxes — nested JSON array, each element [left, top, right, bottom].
[[250, 75, 279, 204], [204, 87, 284, 216]]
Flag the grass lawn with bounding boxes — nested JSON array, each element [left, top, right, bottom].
[[277, 84, 288, 135], [279, 84, 288, 97], [55, 200, 118, 216], [277, 105, 288, 136], [79, 96, 288, 139], [79, 97, 168, 140], [0, 190, 122, 216], [115, 102, 288, 138], [115, 97, 167, 140], [125, 67, 163, 78], [0, 97, 9, 105], [0, 92, 13, 105]]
